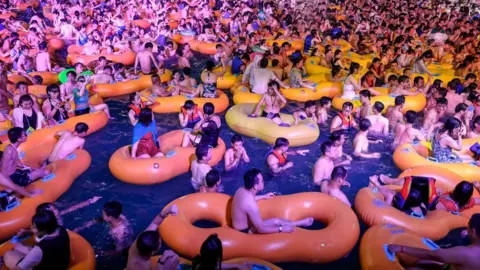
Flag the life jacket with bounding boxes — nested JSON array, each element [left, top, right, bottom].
[[394, 176, 438, 214], [181, 104, 201, 124], [438, 195, 475, 212], [128, 101, 145, 117], [304, 34, 313, 53], [266, 149, 287, 167], [337, 112, 352, 129]]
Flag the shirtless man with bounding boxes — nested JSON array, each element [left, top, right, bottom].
[[266, 137, 309, 174], [293, 100, 317, 125], [386, 95, 405, 131], [59, 18, 78, 43], [249, 81, 289, 127], [180, 67, 197, 88], [44, 123, 89, 165], [246, 58, 288, 95], [150, 74, 174, 97], [390, 75, 417, 96], [388, 214, 480, 270], [319, 166, 351, 207], [199, 169, 221, 193], [358, 90, 372, 119], [126, 205, 179, 270], [224, 134, 250, 172], [60, 71, 81, 100], [231, 168, 313, 234], [134, 42, 160, 75], [316, 96, 332, 125], [330, 102, 357, 133], [101, 201, 134, 254], [16, 46, 34, 74], [313, 141, 337, 185], [190, 145, 212, 191], [445, 81, 466, 116], [35, 42, 53, 72], [413, 75, 431, 94], [1, 128, 50, 188], [90, 66, 114, 84], [393, 110, 426, 149], [423, 97, 448, 139], [367, 101, 389, 136], [353, 119, 382, 159], [13, 81, 40, 112]]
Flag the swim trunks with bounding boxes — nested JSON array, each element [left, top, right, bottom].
[[261, 111, 280, 119], [239, 228, 250, 234], [10, 168, 32, 187]]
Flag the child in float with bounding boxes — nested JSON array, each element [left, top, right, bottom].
[[178, 100, 203, 129], [231, 168, 313, 234], [330, 102, 358, 133], [224, 134, 250, 172], [134, 42, 161, 75], [249, 80, 289, 127], [13, 81, 40, 111], [190, 144, 213, 191], [392, 110, 426, 149], [266, 137, 309, 174], [16, 45, 35, 74], [181, 102, 221, 148], [199, 169, 222, 193], [12, 95, 47, 132], [126, 205, 179, 270], [293, 100, 318, 125], [35, 42, 63, 73], [127, 92, 156, 126], [358, 89, 373, 119], [60, 70, 82, 100], [316, 96, 332, 125], [72, 76, 112, 118], [42, 84, 70, 126], [319, 166, 351, 207], [353, 119, 382, 159], [386, 95, 406, 132], [367, 101, 389, 136], [1, 127, 50, 188], [131, 108, 162, 159]]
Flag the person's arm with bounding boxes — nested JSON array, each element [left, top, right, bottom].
[[246, 204, 285, 234], [60, 196, 102, 216], [78, 81, 87, 97], [445, 136, 462, 151], [388, 244, 467, 266], [128, 110, 138, 126], [267, 155, 292, 174], [353, 140, 380, 158], [131, 141, 140, 159], [12, 246, 43, 270], [330, 116, 342, 133], [414, 129, 426, 142], [0, 172, 40, 198], [250, 95, 266, 117], [150, 53, 160, 71], [255, 192, 274, 201], [224, 151, 240, 172], [273, 89, 287, 105], [418, 60, 433, 75], [145, 204, 178, 231], [332, 190, 351, 207], [241, 148, 250, 163]]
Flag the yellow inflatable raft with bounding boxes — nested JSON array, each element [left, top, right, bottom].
[[225, 103, 319, 146], [213, 66, 243, 89], [304, 56, 331, 75]]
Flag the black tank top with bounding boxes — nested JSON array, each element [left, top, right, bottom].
[[35, 226, 70, 270], [22, 109, 37, 131], [49, 100, 69, 122], [199, 120, 220, 148]]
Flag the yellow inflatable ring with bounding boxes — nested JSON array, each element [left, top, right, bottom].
[[304, 56, 331, 75]]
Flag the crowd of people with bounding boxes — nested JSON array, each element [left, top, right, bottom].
[[1, 0, 480, 269]]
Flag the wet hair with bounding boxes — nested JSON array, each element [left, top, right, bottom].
[[103, 201, 123, 219], [205, 61, 215, 71], [342, 102, 353, 110], [66, 70, 77, 78], [231, 134, 243, 144], [440, 117, 462, 135], [388, 75, 398, 82], [405, 110, 417, 124], [320, 96, 332, 106], [74, 122, 89, 134], [205, 169, 220, 188], [38, 42, 47, 50], [259, 58, 269, 68], [413, 76, 424, 85], [451, 181, 474, 209], [36, 202, 54, 214], [469, 213, 480, 237], [271, 59, 279, 67], [16, 81, 27, 89], [8, 127, 24, 143], [99, 56, 107, 62], [268, 80, 280, 90], [145, 42, 153, 49], [373, 101, 384, 113], [183, 100, 195, 110], [19, 94, 33, 106], [195, 144, 210, 161], [32, 210, 58, 235], [359, 118, 372, 131], [436, 88, 447, 98], [348, 62, 360, 75], [321, 140, 334, 155], [330, 130, 345, 143], [398, 75, 409, 84], [304, 100, 315, 110], [244, 168, 261, 190], [203, 102, 215, 116], [32, 75, 43, 84], [192, 234, 223, 270], [455, 103, 468, 113], [138, 108, 153, 126], [359, 89, 371, 99], [436, 97, 448, 106], [136, 231, 160, 256], [331, 166, 347, 180], [465, 73, 477, 81], [183, 67, 192, 76], [274, 137, 289, 149], [46, 84, 60, 97], [403, 188, 423, 209], [394, 95, 406, 106]]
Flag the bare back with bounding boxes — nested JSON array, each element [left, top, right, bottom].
[[231, 188, 257, 231]]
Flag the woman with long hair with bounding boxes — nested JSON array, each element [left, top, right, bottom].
[[192, 234, 249, 270], [432, 117, 469, 163]]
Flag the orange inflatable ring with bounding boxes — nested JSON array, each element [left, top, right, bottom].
[[29, 71, 60, 85], [0, 230, 96, 270], [0, 12, 16, 19], [109, 129, 226, 185], [140, 90, 229, 114], [47, 37, 65, 50], [150, 256, 281, 270], [17, 0, 40, 11], [0, 149, 90, 239], [393, 139, 480, 182], [67, 45, 83, 54], [169, 12, 182, 21], [190, 41, 223, 55], [266, 39, 304, 51], [67, 51, 136, 66], [42, 5, 55, 21], [172, 33, 195, 45], [92, 71, 172, 98], [159, 192, 360, 263], [355, 184, 467, 240], [132, 19, 151, 29], [360, 224, 440, 270]]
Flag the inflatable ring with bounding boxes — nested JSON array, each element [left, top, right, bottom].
[[140, 90, 229, 114], [226, 103, 319, 146], [150, 256, 281, 269], [411, 73, 459, 85], [281, 81, 342, 102], [305, 56, 332, 75], [46, 36, 65, 51], [92, 71, 172, 98], [355, 185, 467, 240], [213, 66, 243, 89], [29, 71, 59, 85], [109, 129, 226, 185], [393, 140, 480, 182], [132, 19, 151, 29], [172, 33, 195, 45], [427, 62, 454, 70], [325, 39, 352, 53], [332, 88, 427, 113], [266, 39, 304, 51], [0, 150, 90, 239], [67, 51, 136, 66], [159, 192, 360, 263], [190, 41, 223, 55], [67, 45, 84, 54], [230, 84, 264, 105], [58, 69, 94, 84], [0, 230, 95, 270], [0, 12, 16, 19], [360, 224, 440, 270]]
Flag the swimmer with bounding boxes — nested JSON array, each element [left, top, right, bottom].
[[249, 81, 289, 127], [423, 97, 448, 139], [313, 141, 337, 185], [178, 100, 204, 129], [224, 134, 250, 172], [412, 75, 431, 95], [388, 214, 480, 270], [330, 130, 352, 166], [319, 166, 351, 207], [90, 66, 114, 84], [150, 74, 175, 97], [44, 123, 89, 165], [126, 205, 179, 270], [134, 42, 161, 75], [358, 89, 373, 119], [60, 71, 81, 100], [445, 81, 466, 116], [367, 101, 389, 136], [179, 67, 197, 89], [293, 100, 318, 125], [190, 145, 212, 191], [247, 58, 289, 95], [393, 111, 426, 148], [1, 128, 50, 188], [100, 201, 134, 254], [353, 119, 382, 159], [330, 102, 357, 133], [199, 169, 221, 193], [386, 95, 405, 132], [316, 97, 332, 125], [266, 137, 309, 174], [231, 168, 314, 234]]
